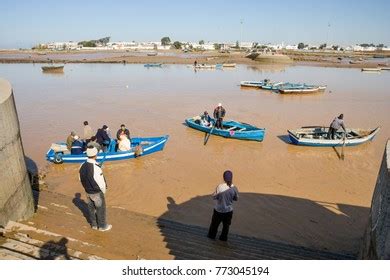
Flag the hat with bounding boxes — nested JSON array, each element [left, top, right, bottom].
[[223, 170, 233, 184], [102, 125, 108, 129], [74, 135, 79, 140], [71, 131, 76, 136], [218, 103, 222, 107], [86, 147, 98, 157]]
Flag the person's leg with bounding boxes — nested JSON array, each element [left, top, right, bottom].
[[331, 128, 336, 140], [219, 211, 233, 241], [89, 192, 107, 229], [207, 209, 221, 239], [86, 195, 98, 228]]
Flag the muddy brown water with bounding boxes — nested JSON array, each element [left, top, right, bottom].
[[1, 63, 389, 253]]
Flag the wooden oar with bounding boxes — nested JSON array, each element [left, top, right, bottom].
[[341, 133, 346, 160], [204, 122, 216, 145]]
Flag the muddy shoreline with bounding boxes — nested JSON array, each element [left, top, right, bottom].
[[1, 49, 388, 69]]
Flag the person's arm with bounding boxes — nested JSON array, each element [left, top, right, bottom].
[[341, 121, 346, 132], [93, 164, 107, 193], [233, 187, 239, 201]]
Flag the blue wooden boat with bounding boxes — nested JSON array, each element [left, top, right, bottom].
[[144, 63, 162, 67], [287, 127, 380, 147], [185, 118, 265, 141], [46, 136, 169, 164]]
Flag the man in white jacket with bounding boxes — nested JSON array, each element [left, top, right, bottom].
[[79, 147, 112, 231]]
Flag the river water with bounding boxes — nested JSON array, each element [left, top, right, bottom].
[[1, 63, 389, 253]]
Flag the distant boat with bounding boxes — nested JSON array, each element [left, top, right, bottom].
[[240, 80, 267, 88], [185, 118, 265, 142], [287, 127, 380, 147], [37, 52, 47, 55], [46, 136, 169, 164], [361, 68, 381, 72], [373, 55, 385, 59], [41, 65, 64, 73], [216, 63, 236, 68], [381, 67, 390, 71], [279, 86, 327, 94], [349, 60, 361, 64], [144, 63, 162, 67], [194, 64, 216, 69], [147, 52, 158, 56]]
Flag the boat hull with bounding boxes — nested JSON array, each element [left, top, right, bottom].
[[185, 118, 265, 141], [287, 127, 380, 147], [46, 136, 169, 163]]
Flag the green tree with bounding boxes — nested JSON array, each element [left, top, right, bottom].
[[319, 43, 327, 50], [161, 37, 171, 46], [213, 43, 221, 50], [172, 41, 182, 49], [297, 42, 305, 49], [199, 40, 205, 45], [332, 45, 339, 50], [235, 40, 240, 48]]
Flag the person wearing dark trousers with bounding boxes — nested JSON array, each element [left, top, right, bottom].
[[327, 114, 346, 139], [213, 103, 226, 129], [207, 170, 239, 241], [79, 146, 112, 232]]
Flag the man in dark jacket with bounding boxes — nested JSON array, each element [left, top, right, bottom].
[[116, 124, 130, 140], [213, 103, 226, 129], [79, 146, 112, 231], [95, 125, 111, 152]]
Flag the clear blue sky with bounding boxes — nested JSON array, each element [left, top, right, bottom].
[[1, 0, 389, 48]]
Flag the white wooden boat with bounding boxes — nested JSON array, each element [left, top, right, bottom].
[[361, 68, 381, 72], [279, 86, 326, 94], [287, 127, 380, 147]]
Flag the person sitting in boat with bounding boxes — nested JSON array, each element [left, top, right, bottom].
[[116, 124, 130, 140], [71, 135, 84, 155], [66, 131, 76, 151], [327, 114, 346, 140], [200, 111, 212, 127], [87, 136, 101, 152], [213, 103, 226, 129], [118, 134, 131, 151], [96, 125, 111, 152]]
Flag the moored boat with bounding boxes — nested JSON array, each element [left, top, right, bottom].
[[147, 52, 158, 56], [46, 136, 169, 164], [194, 64, 216, 69], [144, 63, 162, 67], [222, 63, 236, 68], [381, 67, 390, 71], [240, 80, 267, 88], [361, 68, 381, 72], [279, 86, 326, 94], [287, 127, 380, 147], [185, 117, 265, 141], [41, 65, 64, 73]]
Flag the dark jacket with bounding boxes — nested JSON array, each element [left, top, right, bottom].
[[116, 128, 130, 140], [213, 107, 226, 119], [96, 128, 110, 145], [71, 139, 84, 155], [79, 160, 106, 194]]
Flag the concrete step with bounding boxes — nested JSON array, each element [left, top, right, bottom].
[[2, 190, 357, 260]]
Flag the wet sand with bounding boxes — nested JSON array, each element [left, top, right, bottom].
[[1, 49, 389, 69], [2, 63, 389, 255]]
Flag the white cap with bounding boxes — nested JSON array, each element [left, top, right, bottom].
[[74, 135, 79, 140], [218, 103, 222, 107], [86, 147, 98, 157]]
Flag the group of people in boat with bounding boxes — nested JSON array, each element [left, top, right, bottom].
[[195, 104, 346, 139], [66, 121, 132, 155], [195, 103, 226, 129]]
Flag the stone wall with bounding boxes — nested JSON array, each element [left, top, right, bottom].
[[360, 140, 390, 259], [0, 78, 34, 226]]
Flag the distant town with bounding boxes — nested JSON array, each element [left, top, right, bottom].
[[31, 36, 390, 53]]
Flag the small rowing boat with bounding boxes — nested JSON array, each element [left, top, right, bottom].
[[287, 127, 380, 147], [240, 80, 267, 88], [46, 136, 169, 164], [279, 86, 327, 94], [41, 65, 64, 73], [144, 63, 162, 67], [185, 117, 265, 141], [361, 68, 381, 72], [147, 52, 158, 56], [194, 64, 216, 69]]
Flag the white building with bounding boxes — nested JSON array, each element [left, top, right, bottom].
[[44, 41, 78, 50]]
